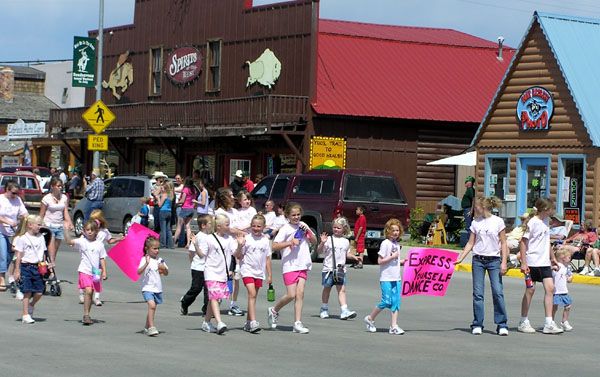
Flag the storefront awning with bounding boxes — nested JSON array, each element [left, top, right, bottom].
[[427, 151, 476, 166]]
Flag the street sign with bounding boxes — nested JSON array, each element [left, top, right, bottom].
[[82, 99, 115, 134], [88, 134, 109, 151], [72, 36, 97, 87]]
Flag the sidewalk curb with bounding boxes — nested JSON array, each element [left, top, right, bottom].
[[454, 264, 600, 286]]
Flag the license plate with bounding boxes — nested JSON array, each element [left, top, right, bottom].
[[366, 230, 381, 238]]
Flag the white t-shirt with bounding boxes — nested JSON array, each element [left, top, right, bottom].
[[274, 223, 312, 274], [73, 237, 107, 275], [138, 256, 167, 293], [188, 231, 207, 271], [470, 215, 506, 257], [0, 194, 28, 236], [215, 207, 239, 228], [200, 233, 237, 282], [97, 228, 112, 244], [523, 216, 551, 267], [239, 233, 271, 279], [378, 239, 401, 282], [236, 207, 257, 231], [550, 226, 568, 239], [264, 211, 276, 228], [553, 262, 570, 295], [41, 193, 69, 227], [272, 215, 287, 231], [322, 235, 350, 273], [13, 233, 46, 264]]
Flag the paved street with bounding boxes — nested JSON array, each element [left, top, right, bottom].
[[1, 245, 598, 377]]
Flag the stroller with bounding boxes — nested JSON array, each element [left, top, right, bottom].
[[40, 227, 62, 296]]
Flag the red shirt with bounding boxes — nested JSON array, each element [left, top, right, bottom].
[[354, 214, 367, 242], [243, 179, 255, 193]]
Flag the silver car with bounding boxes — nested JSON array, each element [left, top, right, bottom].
[[72, 175, 155, 236]]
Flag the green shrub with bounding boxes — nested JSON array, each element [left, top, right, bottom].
[[409, 207, 424, 241]]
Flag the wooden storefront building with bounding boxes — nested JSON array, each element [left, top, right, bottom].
[[472, 12, 600, 226], [49, 0, 512, 209]]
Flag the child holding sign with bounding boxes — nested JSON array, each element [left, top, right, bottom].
[[363, 218, 406, 335], [456, 196, 508, 336]]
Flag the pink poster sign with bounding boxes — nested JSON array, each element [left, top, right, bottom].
[[107, 223, 159, 282], [401, 248, 458, 297]]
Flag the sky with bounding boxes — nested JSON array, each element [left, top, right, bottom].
[[2, 0, 600, 62]]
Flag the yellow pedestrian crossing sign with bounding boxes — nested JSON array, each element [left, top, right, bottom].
[[88, 134, 109, 151], [82, 99, 115, 134]]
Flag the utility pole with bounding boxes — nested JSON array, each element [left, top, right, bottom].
[[93, 0, 104, 174]]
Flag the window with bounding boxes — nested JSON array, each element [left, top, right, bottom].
[[271, 178, 289, 199], [106, 178, 129, 198], [129, 179, 145, 197], [229, 159, 251, 184], [61, 88, 68, 104], [253, 178, 274, 198], [149, 47, 163, 96], [206, 39, 222, 92], [560, 158, 584, 224], [343, 175, 406, 203], [487, 157, 509, 199], [144, 149, 176, 177], [294, 179, 335, 195]]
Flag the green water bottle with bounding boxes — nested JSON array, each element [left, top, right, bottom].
[[267, 284, 275, 302]]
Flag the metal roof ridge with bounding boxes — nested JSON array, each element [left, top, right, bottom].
[[536, 11, 600, 26], [319, 18, 456, 32]]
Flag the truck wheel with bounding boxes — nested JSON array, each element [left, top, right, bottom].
[[73, 212, 84, 237], [366, 248, 379, 265]]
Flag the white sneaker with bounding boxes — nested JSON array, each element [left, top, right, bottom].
[[518, 320, 536, 333], [201, 321, 216, 333], [293, 321, 309, 334], [472, 326, 482, 335], [561, 321, 573, 331], [78, 294, 84, 304], [217, 321, 228, 334], [580, 266, 592, 275], [498, 327, 509, 336], [542, 321, 564, 334], [15, 290, 24, 300], [363, 315, 377, 333], [94, 298, 103, 306], [319, 308, 329, 319], [22, 314, 35, 324], [249, 320, 261, 333], [146, 326, 159, 336], [389, 326, 405, 335], [340, 309, 357, 320], [267, 306, 278, 329]]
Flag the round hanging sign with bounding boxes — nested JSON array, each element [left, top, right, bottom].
[[516, 86, 554, 131], [165, 46, 202, 85]]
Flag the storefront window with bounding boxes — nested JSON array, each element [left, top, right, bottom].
[[487, 157, 509, 199], [149, 47, 163, 96], [560, 158, 584, 224], [144, 149, 176, 177], [206, 39, 222, 92], [192, 154, 215, 184]]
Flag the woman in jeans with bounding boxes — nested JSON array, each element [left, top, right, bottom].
[[174, 178, 197, 247], [0, 180, 28, 291], [40, 177, 74, 271], [456, 196, 508, 336], [157, 181, 174, 249]]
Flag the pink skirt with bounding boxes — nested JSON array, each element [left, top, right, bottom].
[[78, 272, 102, 292], [205, 280, 230, 300], [282, 270, 308, 286]]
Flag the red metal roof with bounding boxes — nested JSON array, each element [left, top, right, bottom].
[[313, 19, 515, 123]]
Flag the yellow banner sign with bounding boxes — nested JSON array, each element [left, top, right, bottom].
[[309, 136, 346, 170], [82, 99, 115, 134], [88, 134, 109, 151]]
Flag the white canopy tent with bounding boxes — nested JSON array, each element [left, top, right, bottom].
[[427, 151, 476, 166]]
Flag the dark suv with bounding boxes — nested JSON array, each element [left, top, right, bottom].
[[251, 169, 409, 263]]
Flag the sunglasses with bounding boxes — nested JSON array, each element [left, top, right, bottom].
[[10, 190, 19, 194]]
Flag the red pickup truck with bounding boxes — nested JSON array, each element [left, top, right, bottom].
[[251, 169, 409, 263]]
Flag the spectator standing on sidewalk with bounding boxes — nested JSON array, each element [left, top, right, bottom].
[[84, 171, 104, 222], [461, 176, 476, 237]]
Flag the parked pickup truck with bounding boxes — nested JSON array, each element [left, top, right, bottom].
[[251, 169, 409, 263]]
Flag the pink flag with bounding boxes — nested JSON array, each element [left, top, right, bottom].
[[107, 223, 159, 282], [401, 248, 458, 297]]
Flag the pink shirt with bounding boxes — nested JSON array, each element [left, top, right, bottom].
[[181, 187, 195, 209]]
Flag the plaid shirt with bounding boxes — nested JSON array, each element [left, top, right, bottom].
[[85, 177, 104, 201]]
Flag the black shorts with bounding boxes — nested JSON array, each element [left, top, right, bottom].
[[529, 266, 553, 282]]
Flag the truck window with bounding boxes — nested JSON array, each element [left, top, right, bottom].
[[129, 179, 145, 197], [252, 177, 274, 198], [271, 178, 289, 199], [343, 175, 406, 203], [294, 179, 334, 195]]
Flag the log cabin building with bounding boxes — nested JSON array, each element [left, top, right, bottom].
[[472, 12, 600, 226], [49, 0, 513, 210]]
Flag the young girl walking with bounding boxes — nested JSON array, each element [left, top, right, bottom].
[[455, 196, 509, 335], [553, 247, 574, 331], [268, 202, 317, 334], [234, 214, 272, 333], [65, 220, 107, 325], [137, 236, 168, 337], [13, 215, 46, 324], [518, 198, 563, 334], [180, 214, 212, 316], [363, 218, 406, 335], [318, 216, 357, 320]]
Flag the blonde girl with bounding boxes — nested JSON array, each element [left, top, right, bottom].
[[268, 202, 317, 334], [318, 216, 357, 320], [13, 215, 46, 324], [456, 196, 508, 336], [39, 176, 73, 270], [65, 220, 107, 326], [552, 247, 574, 331], [158, 181, 175, 249], [137, 236, 168, 337], [363, 218, 406, 335], [518, 198, 563, 334]]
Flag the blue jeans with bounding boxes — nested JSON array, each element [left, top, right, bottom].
[[471, 255, 508, 331], [159, 211, 174, 249], [84, 200, 104, 222], [0, 233, 12, 273]]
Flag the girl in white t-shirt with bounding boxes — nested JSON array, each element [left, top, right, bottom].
[[137, 236, 168, 337], [235, 191, 257, 232], [363, 218, 406, 335], [552, 247, 573, 331], [318, 217, 357, 321], [13, 215, 46, 324], [262, 200, 276, 237], [234, 214, 272, 333], [518, 197, 563, 334], [456, 196, 508, 336], [198, 214, 244, 335], [268, 202, 317, 334], [39, 176, 73, 269], [65, 220, 107, 326]]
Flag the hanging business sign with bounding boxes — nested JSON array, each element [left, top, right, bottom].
[[309, 136, 346, 170], [165, 47, 201, 85], [7, 119, 46, 139], [569, 178, 578, 208], [72, 36, 97, 87], [516, 86, 554, 131]]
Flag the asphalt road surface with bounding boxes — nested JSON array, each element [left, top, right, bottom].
[[1, 244, 598, 377]]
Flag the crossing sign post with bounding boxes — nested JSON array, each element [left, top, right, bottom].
[[82, 99, 115, 134]]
